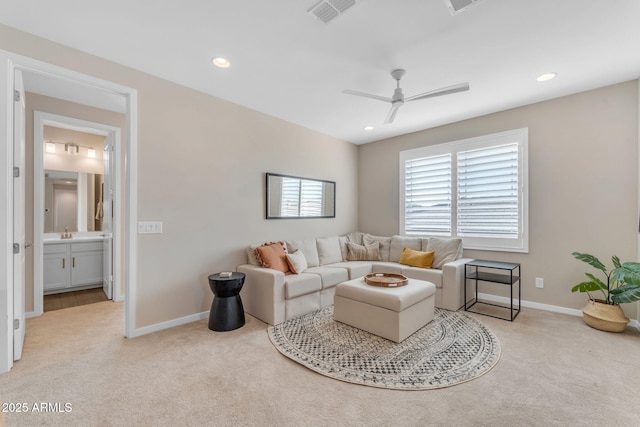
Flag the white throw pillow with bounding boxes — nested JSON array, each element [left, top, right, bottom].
[[286, 250, 308, 274]]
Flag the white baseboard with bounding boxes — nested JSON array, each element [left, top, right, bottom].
[[129, 311, 209, 338], [477, 293, 640, 327]]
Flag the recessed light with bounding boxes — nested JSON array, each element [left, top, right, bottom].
[[536, 72, 557, 82], [364, 126, 374, 131], [212, 57, 231, 68]]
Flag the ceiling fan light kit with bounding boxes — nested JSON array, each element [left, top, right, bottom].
[[343, 69, 469, 124]]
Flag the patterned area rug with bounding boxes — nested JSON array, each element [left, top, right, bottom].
[[268, 307, 501, 390]]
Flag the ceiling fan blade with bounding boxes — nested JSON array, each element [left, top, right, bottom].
[[384, 103, 402, 124], [342, 90, 392, 103], [405, 82, 470, 102]]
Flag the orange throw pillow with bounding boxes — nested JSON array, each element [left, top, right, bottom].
[[254, 242, 291, 274]]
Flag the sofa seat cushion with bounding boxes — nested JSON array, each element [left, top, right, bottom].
[[400, 266, 443, 288], [284, 273, 322, 299], [335, 277, 436, 312], [324, 261, 372, 280], [304, 266, 349, 289], [371, 262, 403, 275]]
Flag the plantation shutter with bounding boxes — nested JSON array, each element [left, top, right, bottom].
[[404, 153, 452, 236], [457, 143, 519, 238]]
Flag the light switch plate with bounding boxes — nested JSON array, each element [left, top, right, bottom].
[[138, 221, 163, 234]]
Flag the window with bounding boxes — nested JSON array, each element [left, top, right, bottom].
[[400, 128, 528, 252]]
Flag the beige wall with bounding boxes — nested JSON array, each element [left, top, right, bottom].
[[359, 81, 639, 320], [2, 24, 358, 328]]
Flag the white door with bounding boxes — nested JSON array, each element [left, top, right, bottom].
[[102, 136, 114, 299], [13, 69, 26, 361]]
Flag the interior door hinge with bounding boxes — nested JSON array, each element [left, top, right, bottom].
[[13, 319, 19, 330], [13, 166, 19, 178], [13, 243, 20, 254], [14, 90, 20, 102]]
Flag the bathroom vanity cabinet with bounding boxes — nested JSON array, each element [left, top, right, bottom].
[[43, 240, 103, 294]]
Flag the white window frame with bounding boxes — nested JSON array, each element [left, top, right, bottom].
[[400, 128, 529, 253]]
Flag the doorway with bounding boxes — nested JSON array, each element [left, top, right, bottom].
[[32, 112, 121, 316], [0, 48, 138, 374]]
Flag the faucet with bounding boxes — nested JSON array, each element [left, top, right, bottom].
[[61, 227, 72, 239]]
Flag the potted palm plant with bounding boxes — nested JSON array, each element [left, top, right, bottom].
[[571, 252, 640, 332]]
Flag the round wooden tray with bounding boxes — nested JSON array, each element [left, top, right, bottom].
[[364, 273, 408, 288]]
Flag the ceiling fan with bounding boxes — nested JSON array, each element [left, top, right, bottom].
[[342, 69, 469, 124]]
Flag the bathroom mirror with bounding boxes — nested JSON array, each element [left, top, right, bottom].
[[44, 169, 104, 232], [266, 173, 335, 219]]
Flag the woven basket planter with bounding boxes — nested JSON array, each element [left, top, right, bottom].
[[581, 299, 629, 333]]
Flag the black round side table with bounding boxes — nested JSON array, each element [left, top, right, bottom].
[[207, 272, 246, 332]]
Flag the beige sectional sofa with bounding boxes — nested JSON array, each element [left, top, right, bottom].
[[236, 232, 472, 325]]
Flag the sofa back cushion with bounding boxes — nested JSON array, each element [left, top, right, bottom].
[[426, 237, 463, 269], [389, 235, 423, 262], [362, 234, 392, 261], [345, 231, 364, 245], [246, 243, 263, 265], [316, 236, 343, 265], [286, 238, 320, 267], [254, 242, 291, 273], [338, 235, 349, 261]]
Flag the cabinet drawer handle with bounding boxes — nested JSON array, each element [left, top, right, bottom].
[[62, 258, 65, 269], [72, 257, 75, 268]]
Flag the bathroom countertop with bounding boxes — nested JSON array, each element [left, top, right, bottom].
[[43, 235, 105, 244]]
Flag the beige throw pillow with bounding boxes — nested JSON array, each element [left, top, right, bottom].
[[286, 250, 308, 274], [346, 242, 380, 261]]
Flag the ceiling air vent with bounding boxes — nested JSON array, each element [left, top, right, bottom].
[[444, 0, 484, 15], [308, 0, 356, 24]]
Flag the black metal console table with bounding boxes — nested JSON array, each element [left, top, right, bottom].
[[464, 259, 521, 321]]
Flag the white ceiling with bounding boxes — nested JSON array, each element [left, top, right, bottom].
[[3, 0, 640, 144]]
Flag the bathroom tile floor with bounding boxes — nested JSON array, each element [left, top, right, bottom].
[[44, 287, 108, 312]]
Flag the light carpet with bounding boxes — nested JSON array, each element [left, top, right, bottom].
[[1, 301, 640, 426], [268, 307, 500, 390]]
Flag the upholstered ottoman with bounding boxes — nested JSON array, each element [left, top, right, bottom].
[[333, 277, 436, 343]]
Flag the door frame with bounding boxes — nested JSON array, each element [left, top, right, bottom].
[[0, 49, 138, 374], [33, 111, 123, 316]]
